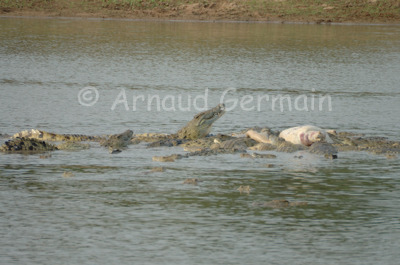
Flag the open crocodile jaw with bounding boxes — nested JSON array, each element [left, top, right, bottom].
[[197, 103, 225, 125], [177, 103, 225, 140]]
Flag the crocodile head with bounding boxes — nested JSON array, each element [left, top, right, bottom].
[[177, 103, 225, 140]]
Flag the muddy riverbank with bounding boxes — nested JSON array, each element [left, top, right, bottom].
[[1, 0, 400, 24]]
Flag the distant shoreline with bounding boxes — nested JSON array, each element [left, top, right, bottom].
[[1, 0, 399, 24], [2, 15, 399, 27], [2, 14, 400, 26]]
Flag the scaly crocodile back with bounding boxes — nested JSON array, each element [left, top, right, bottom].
[[13, 129, 102, 142]]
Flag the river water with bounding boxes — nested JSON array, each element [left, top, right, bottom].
[[0, 17, 400, 264]]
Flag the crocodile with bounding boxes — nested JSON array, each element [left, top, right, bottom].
[[329, 131, 400, 156], [211, 137, 255, 151], [100, 129, 133, 150], [5, 129, 133, 154], [247, 127, 400, 158], [152, 135, 257, 163], [152, 127, 334, 162], [1, 137, 94, 153], [11, 103, 224, 145], [12, 129, 103, 142], [146, 103, 226, 147], [0, 137, 57, 153], [3, 104, 225, 154], [158, 126, 400, 161], [176, 103, 226, 140], [3, 103, 400, 159]]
